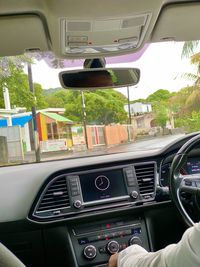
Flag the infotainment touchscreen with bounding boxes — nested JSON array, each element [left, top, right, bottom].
[[79, 169, 127, 202]]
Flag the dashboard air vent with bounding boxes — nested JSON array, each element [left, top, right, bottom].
[[36, 176, 70, 213], [134, 163, 156, 196]]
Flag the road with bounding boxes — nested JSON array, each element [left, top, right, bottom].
[[106, 134, 185, 153], [31, 134, 185, 162]]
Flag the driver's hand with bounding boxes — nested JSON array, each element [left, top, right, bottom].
[[108, 253, 119, 267]]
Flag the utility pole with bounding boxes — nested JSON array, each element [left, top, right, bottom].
[[27, 62, 40, 162], [127, 86, 132, 141], [3, 86, 12, 126], [80, 90, 89, 149]]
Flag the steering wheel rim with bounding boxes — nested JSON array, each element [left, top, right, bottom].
[[170, 134, 200, 227]]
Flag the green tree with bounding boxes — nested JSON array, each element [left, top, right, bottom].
[[44, 89, 70, 107], [84, 91, 127, 124], [146, 89, 174, 103], [154, 104, 168, 129], [0, 63, 47, 110], [45, 88, 127, 124], [176, 111, 200, 133], [34, 83, 48, 109]]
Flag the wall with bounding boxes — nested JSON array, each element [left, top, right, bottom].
[[131, 113, 155, 135], [86, 127, 93, 149], [104, 125, 128, 146]]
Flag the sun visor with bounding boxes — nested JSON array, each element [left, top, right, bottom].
[[0, 14, 50, 56], [152, 3, 200, 42]]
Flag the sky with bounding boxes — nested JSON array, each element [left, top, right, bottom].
[[30, 41, 196, 101]]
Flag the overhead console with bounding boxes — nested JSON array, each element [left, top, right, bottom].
[[60, 14, 152, 57], [29, 162, 156, 223]]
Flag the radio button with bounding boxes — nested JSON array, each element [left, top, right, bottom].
[[71, 190, 80, 196], [74, 200, 82, 209], [98, 246, 106, 254], [78, 238, 89, 245], [130, 190, 138, 199]]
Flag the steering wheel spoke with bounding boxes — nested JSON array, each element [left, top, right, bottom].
[[180, 175, 200, 194]]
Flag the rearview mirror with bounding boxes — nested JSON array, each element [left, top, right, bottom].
[[59, 68, 140, 90]]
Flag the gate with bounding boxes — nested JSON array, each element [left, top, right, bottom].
[[90, 126, 105, 146]]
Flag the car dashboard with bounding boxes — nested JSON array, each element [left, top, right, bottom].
[[1, 133, 200, 267]]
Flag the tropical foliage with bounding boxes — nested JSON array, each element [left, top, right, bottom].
[[45, 89, 127, 124], [0, 57, 48, 110]]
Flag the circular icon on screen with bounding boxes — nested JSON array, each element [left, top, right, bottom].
[[95, 175, 110, 191]]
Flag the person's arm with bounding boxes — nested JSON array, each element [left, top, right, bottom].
[[109, 223, 200, 267]]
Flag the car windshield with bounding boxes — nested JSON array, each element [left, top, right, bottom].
[[0, 41, 199, 166]]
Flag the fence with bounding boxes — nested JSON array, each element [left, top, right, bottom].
[[0, 126, 24, 161]]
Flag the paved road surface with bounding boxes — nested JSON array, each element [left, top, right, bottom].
[[34, 134, 185, 162], [106, 134, 185, 153]]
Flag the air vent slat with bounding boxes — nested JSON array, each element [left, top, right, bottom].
[[38, 199, 68, 207], [35, 176, 71, 214], [44, 190, 68, 198], [42, 195, 69, 201], [134, 163, 156, 197], [38, 203, 68, 211], [38, 197, 69, 205], [49, 182, 67, 188], [46, 188, 68, 192]]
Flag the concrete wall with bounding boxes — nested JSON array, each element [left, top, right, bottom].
[[104, 125, 128, 146], [0, 136, 8, 163], [86, 127, 93, 149]]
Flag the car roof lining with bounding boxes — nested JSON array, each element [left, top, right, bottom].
[[0, 0, 199, 58]]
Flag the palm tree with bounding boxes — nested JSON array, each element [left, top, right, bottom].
[[181, 41, 200, 85]]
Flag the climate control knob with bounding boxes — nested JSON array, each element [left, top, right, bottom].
[[129, 236, 142, 246], [83, 245, 97, 260], [107, 240, 120, 254]]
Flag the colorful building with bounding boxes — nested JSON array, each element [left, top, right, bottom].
[[0, 111, 74, 153], [37, 111, 74, 151]]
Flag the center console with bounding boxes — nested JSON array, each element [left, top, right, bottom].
[[69, 217, 150, 267]]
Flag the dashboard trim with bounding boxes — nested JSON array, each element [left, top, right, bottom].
[[29, 162, 157, 223]]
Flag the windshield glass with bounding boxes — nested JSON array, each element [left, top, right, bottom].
[[0, 41, 199, 166]]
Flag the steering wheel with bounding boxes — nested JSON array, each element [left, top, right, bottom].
[[170, 134, 200, 227]]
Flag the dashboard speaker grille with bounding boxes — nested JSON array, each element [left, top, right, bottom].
[[36, 176, 70, 213], [134, 163, 156, 196]]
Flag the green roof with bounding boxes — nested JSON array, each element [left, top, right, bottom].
[[41, 111, 73, 123]]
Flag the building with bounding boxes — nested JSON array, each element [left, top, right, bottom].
[[124, 102, 152, 115], [124, 102, 156, 135], [37, 111, 74, 152], [0, 110, 74, 153]]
